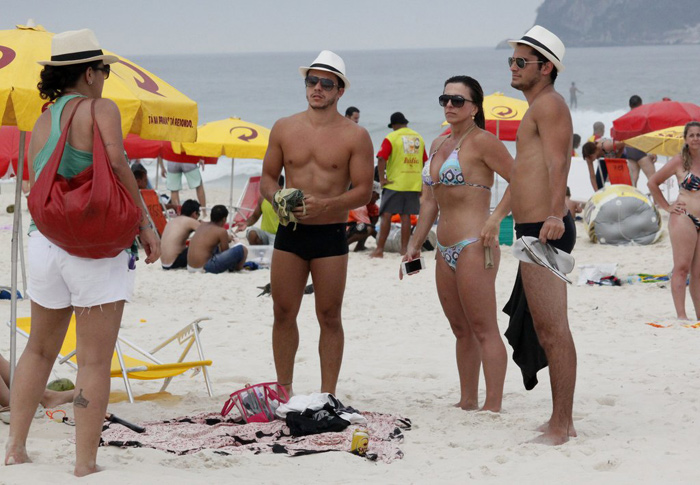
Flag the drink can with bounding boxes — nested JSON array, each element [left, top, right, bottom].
[[351, 428, 369, 456]]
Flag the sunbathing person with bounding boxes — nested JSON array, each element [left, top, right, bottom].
[[160, 200, 201, 270], [1, 354, 74, 414], [187, 205, 248, 273]]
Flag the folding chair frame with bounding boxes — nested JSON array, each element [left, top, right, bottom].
[[9, 316, 213, 404]]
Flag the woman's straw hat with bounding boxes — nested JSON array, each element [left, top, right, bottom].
[[38, 29, 118, 67]]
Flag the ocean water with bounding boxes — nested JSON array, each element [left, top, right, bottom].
[[131, 45, 700, 200]]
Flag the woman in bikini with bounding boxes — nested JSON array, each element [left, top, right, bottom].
[[648, 121, 700, 320], [402, 76, 513, 411]]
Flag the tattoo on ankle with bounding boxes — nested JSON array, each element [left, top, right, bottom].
[[74, 389, 89, 408]]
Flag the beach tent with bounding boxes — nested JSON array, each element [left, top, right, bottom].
[[172, 117, 271, 211], [1, 21, 199, 382]]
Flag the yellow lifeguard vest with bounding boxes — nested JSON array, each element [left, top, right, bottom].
[[383, 127, 424, 192]]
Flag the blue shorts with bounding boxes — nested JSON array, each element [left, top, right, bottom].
[[203, 244, 246, 274]]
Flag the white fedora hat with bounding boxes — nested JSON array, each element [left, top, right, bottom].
[[38, 28, 118, 67], [299, 50, 350, 89], [508, 25, 565, 72]]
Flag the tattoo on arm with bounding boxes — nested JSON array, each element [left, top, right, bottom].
[[74, 389, 90, 408]]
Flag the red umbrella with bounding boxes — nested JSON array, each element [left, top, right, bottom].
[[611, 100, 700, 141], [123, 134, 217, 164], [0, 126, 30, 180]]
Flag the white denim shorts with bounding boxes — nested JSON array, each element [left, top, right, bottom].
[[27, 232, 135, 309]]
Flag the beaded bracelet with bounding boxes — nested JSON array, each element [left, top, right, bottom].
[[546, 215, 563, 223], [139, 223, 154, 231]]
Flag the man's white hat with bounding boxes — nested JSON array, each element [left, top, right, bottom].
[[508, 25, 565, 72], [38, 28, 118, 66], [299, 50, 350, 89]]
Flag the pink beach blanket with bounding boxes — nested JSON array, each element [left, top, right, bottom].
[[100, 411, 411, 463]]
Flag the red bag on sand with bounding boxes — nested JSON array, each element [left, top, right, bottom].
[[28, 99, 140, 259]]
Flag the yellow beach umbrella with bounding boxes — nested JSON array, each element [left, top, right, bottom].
[[482, 92, 528, 141], [624, 125, 685, 157], [173, 117, 271, 208], [0, 22, 198, 141]]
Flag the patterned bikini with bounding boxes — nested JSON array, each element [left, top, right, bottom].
[[422, 128, 490, 271], [680, 171, 700, 229]]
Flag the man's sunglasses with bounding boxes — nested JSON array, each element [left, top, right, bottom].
[[507, 57, 544, 69], [304, 75, 337, 91], [438, 95, 472, 108], [94, 64, 110, 79]]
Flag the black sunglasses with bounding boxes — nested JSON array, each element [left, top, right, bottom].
[[507, 57, 544, 69], [94, 64, 110, 79], [438, 95, 472, 108], [304, 75, 337, 91]]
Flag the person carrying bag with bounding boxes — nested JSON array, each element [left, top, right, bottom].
[[5, 29, 160, 477]]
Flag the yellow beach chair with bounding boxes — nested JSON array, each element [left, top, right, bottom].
[[12, 315, 213, 403]]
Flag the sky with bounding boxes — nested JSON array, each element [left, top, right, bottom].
[[7, 0, 543, 56]]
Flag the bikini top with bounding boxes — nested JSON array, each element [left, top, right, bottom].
[[681, 171, 700, 192], [421, 127, 490, 191]]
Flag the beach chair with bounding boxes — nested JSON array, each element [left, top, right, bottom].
[[140, 189, 170, 237], [11, 315, 213, 404], [231, 175, 261, 225], [604, 158, 633, 186]]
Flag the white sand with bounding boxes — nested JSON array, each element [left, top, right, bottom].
[[1, 182, 699, 484]]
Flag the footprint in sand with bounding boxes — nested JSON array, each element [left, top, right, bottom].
[[596, 395, 616, 406], [594, 457, 620, 471]]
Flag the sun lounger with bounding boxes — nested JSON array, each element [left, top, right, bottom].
[[10, 315, 213, 404]]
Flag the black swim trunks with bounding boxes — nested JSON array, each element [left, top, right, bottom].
[[503, 212, 576, 390], [514, 212, 576, 253], [275, 223, 349, 261], [162, 247, 188, 270]]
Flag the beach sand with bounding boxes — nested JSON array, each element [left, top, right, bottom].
[[1, 183, 699, 484]]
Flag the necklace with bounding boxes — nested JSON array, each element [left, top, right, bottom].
[[451, 123, 478, 153]]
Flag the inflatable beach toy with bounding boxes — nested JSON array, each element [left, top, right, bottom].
[[583, 185, 661, 245]]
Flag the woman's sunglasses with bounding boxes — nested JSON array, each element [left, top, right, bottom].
[[94, 64, 111, 79], [304, 75, 337, 91], [438, 95, 472, 108], [507, 57, 544, 69]]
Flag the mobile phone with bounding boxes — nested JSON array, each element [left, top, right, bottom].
[[401, 257, 426, 275]]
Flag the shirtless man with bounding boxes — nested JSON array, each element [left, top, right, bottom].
[[160, 199, 201, 270], [186, 205, 247, 274], [260, 50, 374, 395], [506, 26, 577, 445]]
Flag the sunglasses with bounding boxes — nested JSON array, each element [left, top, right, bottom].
[[94, 64, 110, 79], [304, 75, 337, 91], [507, 57, 544, 69], [438, 95, 473, 108]]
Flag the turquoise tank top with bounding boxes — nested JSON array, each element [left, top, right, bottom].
[[29, 95, 94, 234]]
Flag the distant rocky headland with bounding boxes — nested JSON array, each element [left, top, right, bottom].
[[498, 0, 700, 48]]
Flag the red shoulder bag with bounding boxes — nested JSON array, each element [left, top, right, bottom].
[[28, 99, 141, 259]]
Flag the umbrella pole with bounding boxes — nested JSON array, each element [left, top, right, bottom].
[[494, 121, 500, 208], [156, 155, 162, 190], [9, 131, 27, 383], [229, 158, 236, 212]]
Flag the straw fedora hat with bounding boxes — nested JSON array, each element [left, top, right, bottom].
[[508, 25, 565, 72], [299, 50, 350, 89], [38, 28, 118, 67]]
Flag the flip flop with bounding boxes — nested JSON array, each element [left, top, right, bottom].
[[513, 236, 575, 284]]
